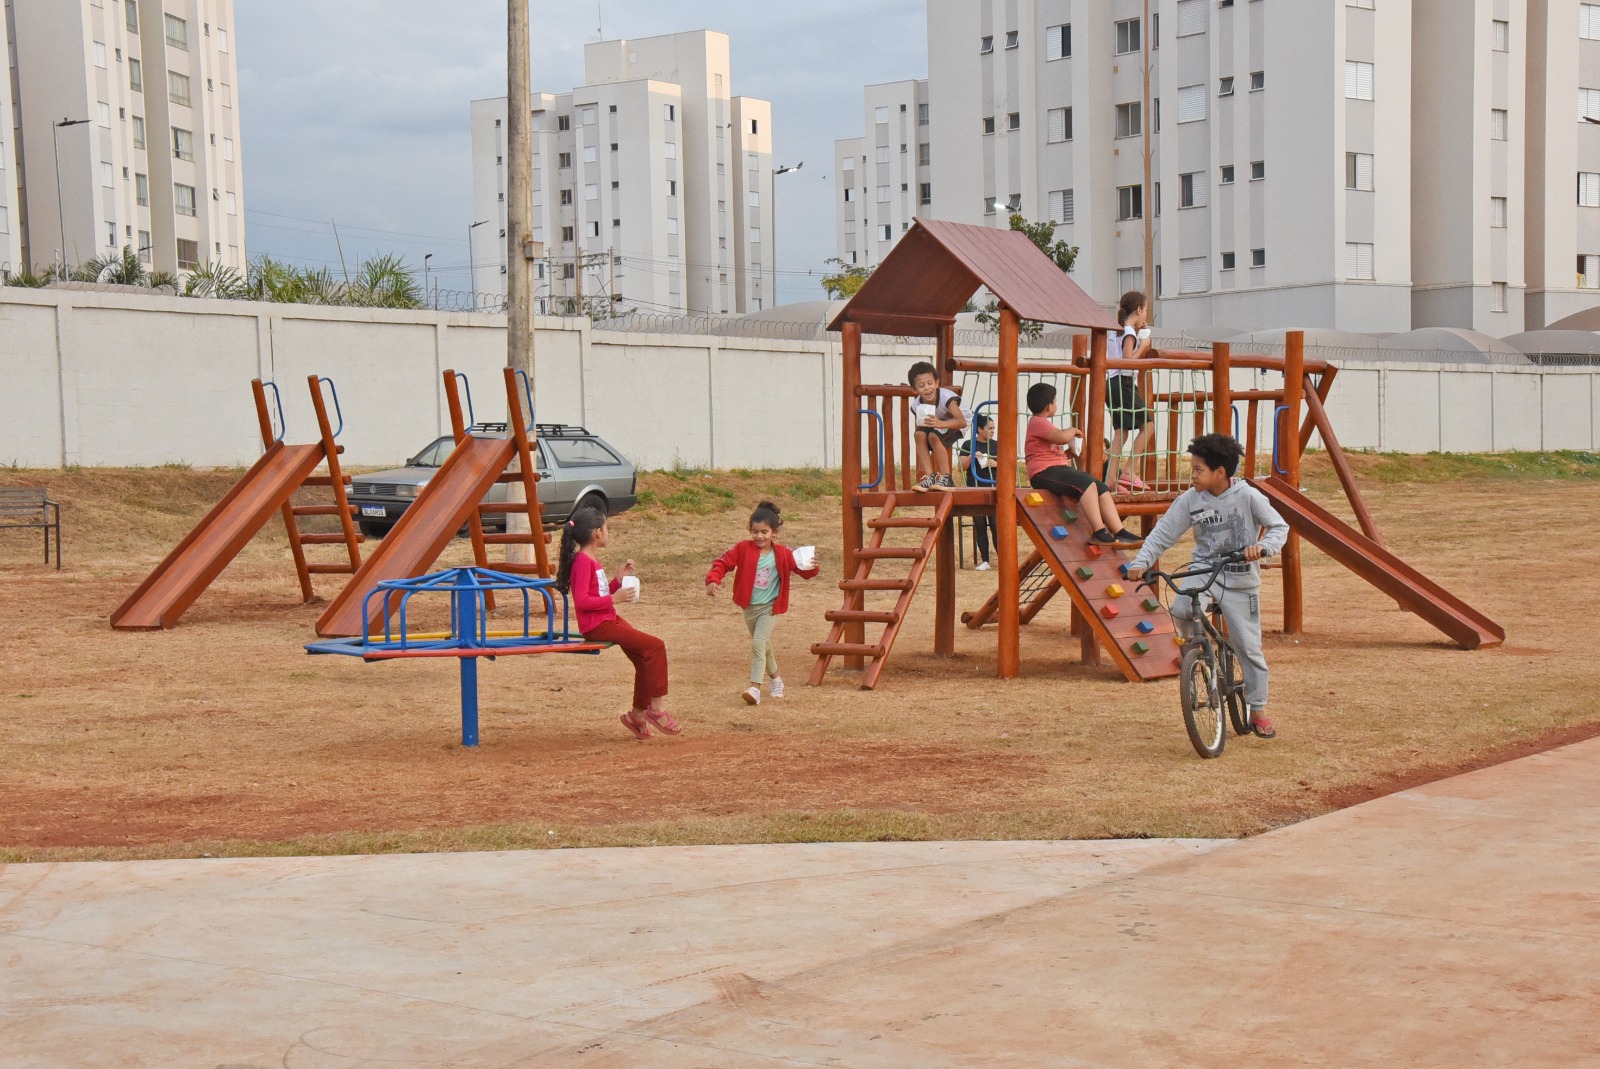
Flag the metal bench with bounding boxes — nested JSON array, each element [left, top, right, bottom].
[[0, 487, 62, 569]]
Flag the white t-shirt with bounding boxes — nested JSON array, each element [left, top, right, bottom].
[[1108, 326, 1140, 379]]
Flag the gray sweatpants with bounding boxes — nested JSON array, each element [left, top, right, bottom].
[[1170, 581, 1269, 710]]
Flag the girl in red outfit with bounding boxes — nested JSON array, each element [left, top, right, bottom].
[[557, 506, 677, 740], [705, 501, 820, 705]]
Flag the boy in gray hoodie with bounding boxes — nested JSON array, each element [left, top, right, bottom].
[[1125, 434, 1290, 738]]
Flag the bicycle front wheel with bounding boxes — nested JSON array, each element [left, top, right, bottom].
[[1222, 644, 1252, 737], [1180, 643, 1227, 758]]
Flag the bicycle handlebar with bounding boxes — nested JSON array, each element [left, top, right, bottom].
[[1137, 550, 1250, 598]]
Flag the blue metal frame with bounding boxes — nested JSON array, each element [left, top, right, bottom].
[[304, 567, 604, 747], [513, 369, 536, 431], [858, 408, 886, 490], [1272, 404, 1289, 475], [967, 399, 1000, 486], [456, 372, 477, 430], [261, 380, 286, 444], [315, 376, 345, 439]]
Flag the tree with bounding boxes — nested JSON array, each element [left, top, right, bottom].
[[820, 257, 873, 300], [974, 213, 1080, 338]]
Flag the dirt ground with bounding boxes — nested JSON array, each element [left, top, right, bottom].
[[2, 457, 1597, 861]]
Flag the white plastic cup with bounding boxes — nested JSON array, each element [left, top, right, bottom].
[[1137, 327, 1152, 342], [914, 403, 937, 427], [1070, 435, 1084, 456], [793, 545, 816, 570], [620, 575, 641, 602]]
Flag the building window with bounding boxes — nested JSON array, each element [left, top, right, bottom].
[[1492, 20, 1510, 52], [132, 116, 146, 149], [587, 221, 600, 237], [138, 231, 151, 262], [561, 225, 574, 242], [919, 142, 932, 164], [980, 35, 994, 54], [559, 189, 572, 205], [750, 227, 762, 243], [879, 224, 892, 241], [1491, 197, 1508, 227], [136, 173, 149, 205], [169, 72, 191, 107], [1176, 85, 1206, 123], [129, 58, 142, 92], [226, 192, 237, 216], [1007, 112, 1021, 131], [751, 118, 760, 134], [1585, 4, 1600, 39], [1251, 248, 1266, 268], [1492, 109, 1509, 139], [1176, 0, 1206, 36], [668, 180, 677, 196], [1117, 184, 1143, 220], [1048, 107, 1072, 143], [983, 115, 996, 134], [579, 145, 595, 163], [1347, 0, 1375, 7], [876, 144, 890, 164], [98, 161, 112, 188], [1581, 172, 1600, 206], [1491, 281, 1507, 312], [874, 106, 889, 124], [1346, 242, 1374, 279], [580, 107, 596, 126], [664, 143, 677, 159], [558, 152, 571, 168], [985, 196, 999, 215], [1578, 254, 1600, 288], [877, 185, 891, 202], [1117, 267, 1143, 292], [1178, 256, 1208, 293], [920, 182, 932, 205], [218, 28, 229, 52], [165, 14, 188, 48], [98, 101, 111, 127], [173, 127, 193, 161], [556, 115, 570, 131], [1048, 188, 1074, 223], [585, 184, 598, 201], [223, 137, 235, 161], [1346, 152, 1374, 190], [1250, 160, 1265, 180], [1221, 251, 1236, 271], [1115, 18, 1140, 54], [918, 103, 929, 125], [1047, 23, 1072, 60], [1345, 61, 1375, 100], [1006, 30, 1020, 49], [843, 187, 853, 202], [1115, 102, 1142, 138], [174, 183, 197, 217], [1179, 171, 1207, 208], [1219, 76, 1234, 96], [1220, 165, 1236, 184], [127, 0, 140, 33], [1581, 89, 1600, 123], [176, 238, 199, 269], [1007, 193, 1022, 211], [1250, 71, 1265, 91]]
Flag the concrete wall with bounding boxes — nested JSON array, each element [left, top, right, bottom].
[[1, 287, 1597, 470]]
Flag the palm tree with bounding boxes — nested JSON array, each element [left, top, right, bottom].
[[348, 254, 422, 309], [183, 262, 247, 299]]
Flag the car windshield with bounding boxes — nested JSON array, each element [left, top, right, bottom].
[[410, 438, 452, 468]]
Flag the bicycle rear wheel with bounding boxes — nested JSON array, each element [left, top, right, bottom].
[[1221, 644, 1251, 736], [1179, 643, 1227, 758]]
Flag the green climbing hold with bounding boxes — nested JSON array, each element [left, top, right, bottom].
[[1142, 598, 1161, 613], [1131, 641, 1150, 655], [1062, 508, 1079, 524], [1076, 566, 1095, 581]]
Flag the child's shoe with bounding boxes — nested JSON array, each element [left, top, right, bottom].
[[1118, 472, 1151, 492], [642, 707, 683, 735], [769, 677, 785, 699], [975, 560, 992, 571], [620, 710, 654, 740], [934, 473, 955, 491], [1091, 528, 1116, 543], [741, 685, 762, 705], [1113, 529, 1143, 544], [1251, 714, 1276, 739], [913, 473, 937, 493]]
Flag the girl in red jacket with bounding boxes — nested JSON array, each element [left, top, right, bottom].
[[705, 501, 820, 705], [557, 505, 678, 740]]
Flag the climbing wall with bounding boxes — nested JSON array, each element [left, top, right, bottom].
[[1014, 488, 1182, 683]]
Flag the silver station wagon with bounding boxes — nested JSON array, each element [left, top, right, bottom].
[[349, 423, 638, 537]]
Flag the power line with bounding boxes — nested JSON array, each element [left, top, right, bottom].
[[244, 208, 470, 245]]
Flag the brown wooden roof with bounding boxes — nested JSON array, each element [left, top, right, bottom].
[[828, 218, 1117, 337]]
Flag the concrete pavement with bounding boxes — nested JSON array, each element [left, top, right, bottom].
[[2, 737, 1597, 1067]]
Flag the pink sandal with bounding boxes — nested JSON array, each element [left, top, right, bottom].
[[642, 707, 682, 735], [620, 710, 654, 740]]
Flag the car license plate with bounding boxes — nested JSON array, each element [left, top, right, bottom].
[[360, 505, 386, 518]]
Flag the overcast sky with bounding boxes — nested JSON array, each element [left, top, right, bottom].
[[234, 1, 926, 306]]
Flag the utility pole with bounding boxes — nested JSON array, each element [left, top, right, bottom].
[[506, 0, 537, 563], [573, 245, 584, 316], [1142, 0, 1155, 315]]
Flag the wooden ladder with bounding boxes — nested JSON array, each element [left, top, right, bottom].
[[961, 548, 1062, 630], [810, 495, 954, 690]]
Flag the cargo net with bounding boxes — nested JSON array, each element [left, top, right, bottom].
[[1107, 366, 1219, 496], [955, 368, 1086, 486]]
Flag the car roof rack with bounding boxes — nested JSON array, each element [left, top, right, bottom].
[[468, 422, 509, 433], [534, 423, 592, 437]]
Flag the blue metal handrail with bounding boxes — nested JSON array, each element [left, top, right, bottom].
[[858, 408, 886, 490], [1272, 404, 1289, 475], [316, 377, 345, 439], [514, 369, 536, 432], [456, 372, 477, 430], [261, 380, 286, 443], [967, 399, 999, 486]]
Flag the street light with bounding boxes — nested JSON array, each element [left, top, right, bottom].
[[52, 118, 91, 268], [467, 219, 489, 310], [770, 162, 803, 310], [423, 252, 434, 310]]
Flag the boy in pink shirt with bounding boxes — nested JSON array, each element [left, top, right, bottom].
[[1025, 382, 1141, 544]]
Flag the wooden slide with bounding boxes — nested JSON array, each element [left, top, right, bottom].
[[1251, 476, 1504, 650]]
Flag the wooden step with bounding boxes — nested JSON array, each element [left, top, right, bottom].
[[481, 533, 543, 545], [297, 532, 363, 546], [840, 578, 913, 592], [856, 547, 924, 560], [492, 561, 550, 575], [810, 641, 886, 659], [306, 563, 358, 575], [301, 475, 352, 487], [291, 504, 358, 517], [867, 515, 941, 529], [826, 609, 900, 625]]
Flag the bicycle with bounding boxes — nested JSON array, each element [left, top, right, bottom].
[[1136, 552, 1254, 758]]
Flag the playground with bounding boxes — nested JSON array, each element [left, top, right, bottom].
[[2, 453, 1597, 860]]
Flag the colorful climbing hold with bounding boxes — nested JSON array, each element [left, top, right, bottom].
[[1142, 598, 1161, 613], [1076, 566, 1095, 581], [1086, 545, 1104, 559], [1100, 604, 1120, 620], [1137, 620, 1155, 634], [1024, 492, 1045, 507], [1051, 525, 1069, 541], [1062, 508, 1079, 524], [1131, 640, 1150, 655], [1106, 584, 1125, 599]]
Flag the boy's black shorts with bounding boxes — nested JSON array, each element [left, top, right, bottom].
[[915, 426, 963, 450], [1109, 375, 1149, 431]]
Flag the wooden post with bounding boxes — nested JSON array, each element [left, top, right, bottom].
[[1212, 342, 1233, 437], [1084, 330, 1107, 485], [840, 322, 866, 666], [996, 308, 1021, 679], [1281, 330, 1305, 635], [934, 321, 956, 657], [505, 0, 537, 565], [307, 376, 362, 578]]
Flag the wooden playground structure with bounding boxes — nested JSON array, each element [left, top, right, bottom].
[[810, 219, 1503, 690]]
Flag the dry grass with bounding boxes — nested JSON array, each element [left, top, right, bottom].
[[2, 455, 1597, 863]]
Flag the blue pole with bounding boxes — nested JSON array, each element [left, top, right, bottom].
[[454, 577, 481, 747]]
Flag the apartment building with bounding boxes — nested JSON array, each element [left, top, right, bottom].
[[470, 29, 775, 317], [5, 0, 245, 277], [1526, 0, 1600, 327], [1, 9, 21, 270], [834, 79, 931, 269]]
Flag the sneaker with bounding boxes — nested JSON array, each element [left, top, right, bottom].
[[1113, 529, 1143, 544], [769, 677, 785, 699], [742, 685, 762, 705], [1251, 714, 1276, 739], [975, 560, 992, 571], [1091, 528, 1116, 544], [934, 473, 956, 491], [912, 473, 936, 493]]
